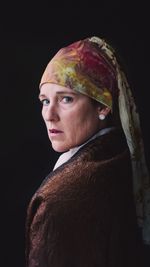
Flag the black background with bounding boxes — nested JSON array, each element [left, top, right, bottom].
[[1, 2, 150, 266]]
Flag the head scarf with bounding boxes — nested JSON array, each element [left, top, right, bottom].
[[40, 36, 150, 245], [40, 38, 118, 109]]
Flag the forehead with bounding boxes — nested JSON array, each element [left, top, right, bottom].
[[40, 83, 76, 95]]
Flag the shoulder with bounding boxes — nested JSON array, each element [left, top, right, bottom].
[[27, 129, 132, 221], [26, 129, 133, 244], [35, 129, 131, 200]]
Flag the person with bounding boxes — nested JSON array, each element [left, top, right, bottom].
[[25, 36, 150, 267]]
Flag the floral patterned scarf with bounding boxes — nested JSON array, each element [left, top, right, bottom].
[[40, 36, 150, 245]]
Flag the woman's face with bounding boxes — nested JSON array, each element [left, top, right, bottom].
[[39, 83, 102, 152]]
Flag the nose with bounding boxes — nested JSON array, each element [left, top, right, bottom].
[[42, 103, 59, 122]]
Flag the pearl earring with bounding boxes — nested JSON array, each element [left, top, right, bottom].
[[99, 114, 105, 120]]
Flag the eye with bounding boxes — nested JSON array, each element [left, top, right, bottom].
[[41, 99, 50, 106], [61, 96, 73, 103]]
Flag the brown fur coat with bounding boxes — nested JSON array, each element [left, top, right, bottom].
[[25, 130, 142, 267]]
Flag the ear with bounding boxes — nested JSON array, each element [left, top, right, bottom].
[[98, 106, 111, 117]]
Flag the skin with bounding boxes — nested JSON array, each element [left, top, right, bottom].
[[39, 83, 110, 152]]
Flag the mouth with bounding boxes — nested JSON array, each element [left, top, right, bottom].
[[49, 129, 63, 136]]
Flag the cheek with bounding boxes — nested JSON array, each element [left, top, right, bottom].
[[66, 112, 89, 139], [69, 107, 99, 138], [41, 109, 47, 122], [61, 113, 81, 141], [41, 109, 48, 128]]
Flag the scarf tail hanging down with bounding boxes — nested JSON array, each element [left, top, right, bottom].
[[89, 36, 150, 245]]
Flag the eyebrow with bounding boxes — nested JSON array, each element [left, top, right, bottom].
[[38, 91, 78, 99], [56, 91, 78, 95], [38, 94, 45, 99]]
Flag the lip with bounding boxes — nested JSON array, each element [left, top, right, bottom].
[[49, 128, 63, 136]]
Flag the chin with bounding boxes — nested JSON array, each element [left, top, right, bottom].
[[51, 143, 69, 153]]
